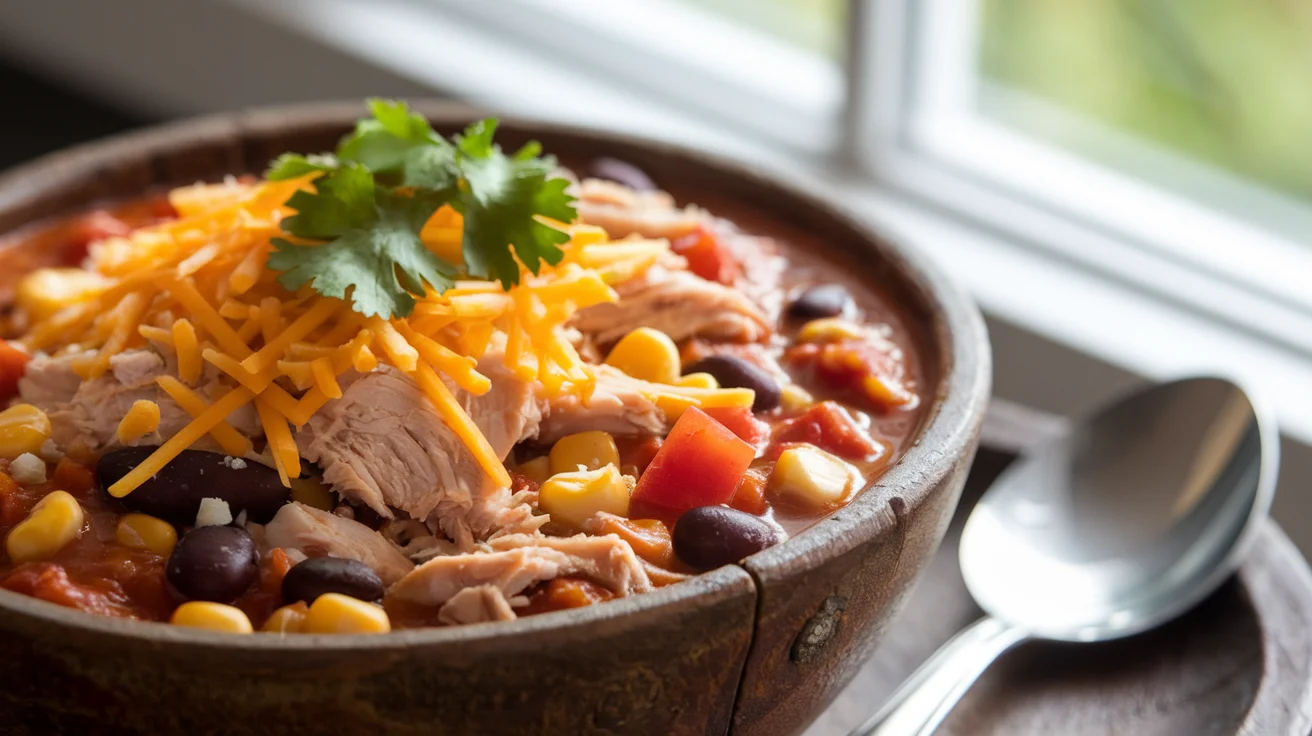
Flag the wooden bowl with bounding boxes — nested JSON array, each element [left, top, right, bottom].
[[0, 102, 989, 736]]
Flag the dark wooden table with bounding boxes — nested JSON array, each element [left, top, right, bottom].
[[807, 402, 1312, 736]]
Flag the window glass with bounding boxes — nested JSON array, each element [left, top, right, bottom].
[[673, 0, 847, 59], [979, 0, 1312, 204]]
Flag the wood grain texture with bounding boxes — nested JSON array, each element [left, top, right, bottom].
[[808, 401, 1312, 736]]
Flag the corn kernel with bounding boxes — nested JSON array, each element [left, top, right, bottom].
[[780, 384, 814, 411], [769, 445, 860, 510], [0, 404, 52, 460], [116, 400, 161, 444], [6, 490, 84, 563], [549, 431, 620, 475], [799, 318, 866, 344], [605, 327, 681, 384], [539, 464, 632, 529], [262, 602, 309, 634], [15, 268, 109, 322], [115, 513, 178, 557], [654, 393, 698, 422], [170, 601, 253, 634], [290, 476, 335, 511], [516, 456, 551, 485], [301, 593, 391, 634], [677, 372, 719, 389]]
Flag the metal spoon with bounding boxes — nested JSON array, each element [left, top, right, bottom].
[[855, 377, 1277, 736]]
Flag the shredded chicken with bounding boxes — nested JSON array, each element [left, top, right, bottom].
[[297, 358, 540, 541], [437, 584, 517, 626], [263, 502, 414, 585], [574, 178, 708, 240], [18, 349, 259, 453], [387, 533, 650, 610], [572, 265, 770, 345], [538, 365, 666, 444]]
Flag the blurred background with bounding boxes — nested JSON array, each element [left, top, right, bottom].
[[0, 0, 1309, 549]]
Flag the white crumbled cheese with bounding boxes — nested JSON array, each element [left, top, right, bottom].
[[233, 509, 248, 527], [195, 497, 233, 528], [222, 456, 248, 470], [9, 453, 46, 485], [37, 439, 64, 463]]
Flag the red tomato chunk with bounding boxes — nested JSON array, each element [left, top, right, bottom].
[[671, 226, 740, 285], [785, 340, 915, 412], [631, 407, 755, 516], [0, 341, 29, 403], [2, 563, 138, 618], [701, 406, 769, 450], [770, 402, 885, 461], [66, 211, 133, 265]]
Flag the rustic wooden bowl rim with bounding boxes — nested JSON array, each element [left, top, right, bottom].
[[0, 101, 990, 651]]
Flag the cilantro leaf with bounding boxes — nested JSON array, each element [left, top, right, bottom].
[[266, 99, 577, 318], [453, 120, 576, 287], [266, 153, 339, 181], [269, 169, 454, 318], [278, 162, 376, 240]]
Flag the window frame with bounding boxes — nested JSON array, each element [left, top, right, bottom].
[[851, 0, 1312, 357]]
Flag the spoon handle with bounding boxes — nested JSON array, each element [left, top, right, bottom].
[[851, 616, 1029, 736]]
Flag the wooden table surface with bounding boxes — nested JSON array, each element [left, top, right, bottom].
[[806, 402, 1312, 736]]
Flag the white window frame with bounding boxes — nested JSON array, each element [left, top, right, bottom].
[[850, 0, 1312, 357]]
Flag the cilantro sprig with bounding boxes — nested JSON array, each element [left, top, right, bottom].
[[266, 99, 576, 318]]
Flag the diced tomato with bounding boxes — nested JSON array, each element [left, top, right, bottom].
[[260, 548, 293, 596], [785, 339, 915, 411], [0, 341, 29, 403], [770, 402, 884, 461], [51, 458, 96, 500], [702, 406, 769, 449], [631, 407, 755, 516], [1, 563, 137, 618], [65, 210, 132, 265], [520, 577, 615, 615], [585, 513, 674, 568], [616, 435, 664, 474], [729, 467, 770, 516], [510, 471, 540, 494], [671, 225, 740, 284], [0, 472, 24, 527]]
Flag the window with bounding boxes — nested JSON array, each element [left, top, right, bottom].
[[862, 0, 1312, 355], [979, 0, 1312, 207]]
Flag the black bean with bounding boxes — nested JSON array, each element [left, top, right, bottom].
[[787, 283, 853, 322], [672, 506, 783, 572], [587, 157, 657, 191], [166, 525, 259, 603], [97, 447, 290, 526], [282, 557, 385, 604], [684, 355, 782, 412]]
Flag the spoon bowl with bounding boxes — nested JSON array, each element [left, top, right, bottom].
[[962, 377, 1276, 642], [860, 377, 1277, 735]]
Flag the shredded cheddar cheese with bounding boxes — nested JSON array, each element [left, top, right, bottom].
[[116, 400, 161, 444], [22, 176, 745, 503]]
